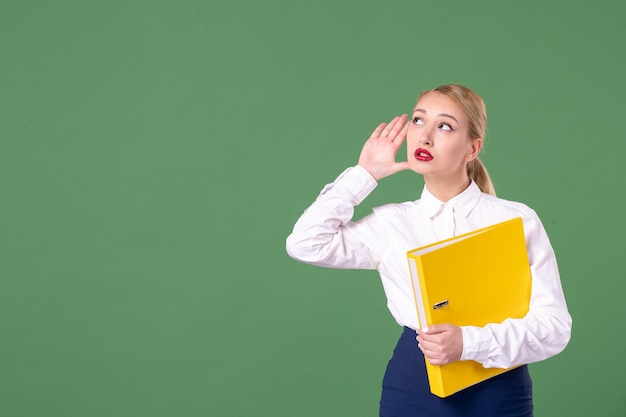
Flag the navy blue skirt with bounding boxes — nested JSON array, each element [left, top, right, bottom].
[[379, 327, 533, 417]]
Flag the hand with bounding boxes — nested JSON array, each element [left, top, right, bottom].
[[417, 324, 463, 366], [357, 114, 411, 181]]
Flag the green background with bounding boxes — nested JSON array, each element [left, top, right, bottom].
[[1, 1, 624, 415]]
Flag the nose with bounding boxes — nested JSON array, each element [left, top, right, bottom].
[[419, 129, 432, 146]]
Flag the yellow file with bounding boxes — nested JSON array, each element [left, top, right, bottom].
[[406, 217, 532, 398]]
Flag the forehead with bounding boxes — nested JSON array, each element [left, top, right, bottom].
[[414, 92, 467, 122]]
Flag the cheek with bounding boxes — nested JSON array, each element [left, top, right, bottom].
[[405, 136, 418, 158], [453, 144, 474, 162], [405, 131, 419, 150]]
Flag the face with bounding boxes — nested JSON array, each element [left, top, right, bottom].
[[406, 91, 482, 180]]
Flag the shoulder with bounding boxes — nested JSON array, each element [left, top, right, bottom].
[[479, 193, 539, 218], [477, 193, 546, 237]]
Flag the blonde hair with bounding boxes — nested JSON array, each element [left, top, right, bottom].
[[418, 84, 496, 196]]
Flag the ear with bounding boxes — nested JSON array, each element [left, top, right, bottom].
[[465, 138, 483, 162]]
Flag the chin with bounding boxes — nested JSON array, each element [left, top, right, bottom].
[[409, 162, 430, 176]]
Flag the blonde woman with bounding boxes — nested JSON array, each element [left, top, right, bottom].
[[286, 85, 571, 416]]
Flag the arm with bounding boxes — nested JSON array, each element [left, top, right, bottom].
[[417, 213, 572, 368], [460, 213, 572, 368], [286, 115, 410, 269]]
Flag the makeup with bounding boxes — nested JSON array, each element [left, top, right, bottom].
[[414, 148, 433, 161]]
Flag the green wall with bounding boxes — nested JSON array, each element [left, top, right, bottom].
[[2, 1, 624, 415]]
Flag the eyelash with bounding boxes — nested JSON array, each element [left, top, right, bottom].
[[412, 117, 453, 131]]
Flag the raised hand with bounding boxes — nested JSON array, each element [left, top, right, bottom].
[[357, 114, 411, 181]]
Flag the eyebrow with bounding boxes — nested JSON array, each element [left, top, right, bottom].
[[413, 108, 459, 123]]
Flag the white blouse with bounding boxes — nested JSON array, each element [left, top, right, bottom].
[[286, 165, 572, 369]]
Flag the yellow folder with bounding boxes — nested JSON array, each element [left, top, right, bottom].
[[406, 217, 532, 398]]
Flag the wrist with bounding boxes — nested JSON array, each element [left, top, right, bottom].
[[356, 164, 379, 181]]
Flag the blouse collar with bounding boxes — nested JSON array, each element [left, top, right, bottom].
[[420, 180, 483, 219]]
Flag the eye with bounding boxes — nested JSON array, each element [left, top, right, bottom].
[[439, 123, 453, 131], [412, 117, 424, 125]]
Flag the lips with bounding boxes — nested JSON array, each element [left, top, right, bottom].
[[414, 148, 433, 161]]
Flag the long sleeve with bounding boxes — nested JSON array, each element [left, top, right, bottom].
[[460, 211, 572, 368], [287, 170, 572, 369], [286, 166, 380, 270]]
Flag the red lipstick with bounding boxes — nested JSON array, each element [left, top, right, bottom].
[[414, 148, 433, 161]]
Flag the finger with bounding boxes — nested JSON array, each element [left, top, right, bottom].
[[427, 356, 447, 366], [387, 115, 405, 141], [391, 120, 409, 144], [420, 338, 446, 357], [370, 122, 388, 139], [380, 116, 400, 137], [422, 325, 445, 335], [418, 342, 442, 363], [389, 115, 406, 134], [417, 332, 434, 345]]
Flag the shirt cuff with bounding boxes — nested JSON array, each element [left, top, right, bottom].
[[321, 165, 378, 204], [460, 326, 491, 364]]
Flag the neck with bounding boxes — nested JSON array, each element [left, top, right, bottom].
[[423, 175, 472, 202]]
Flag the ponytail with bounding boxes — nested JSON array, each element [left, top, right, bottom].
[[467, 157, 496, 196]]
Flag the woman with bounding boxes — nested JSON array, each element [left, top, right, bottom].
[[286, 84, 571, 416]]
